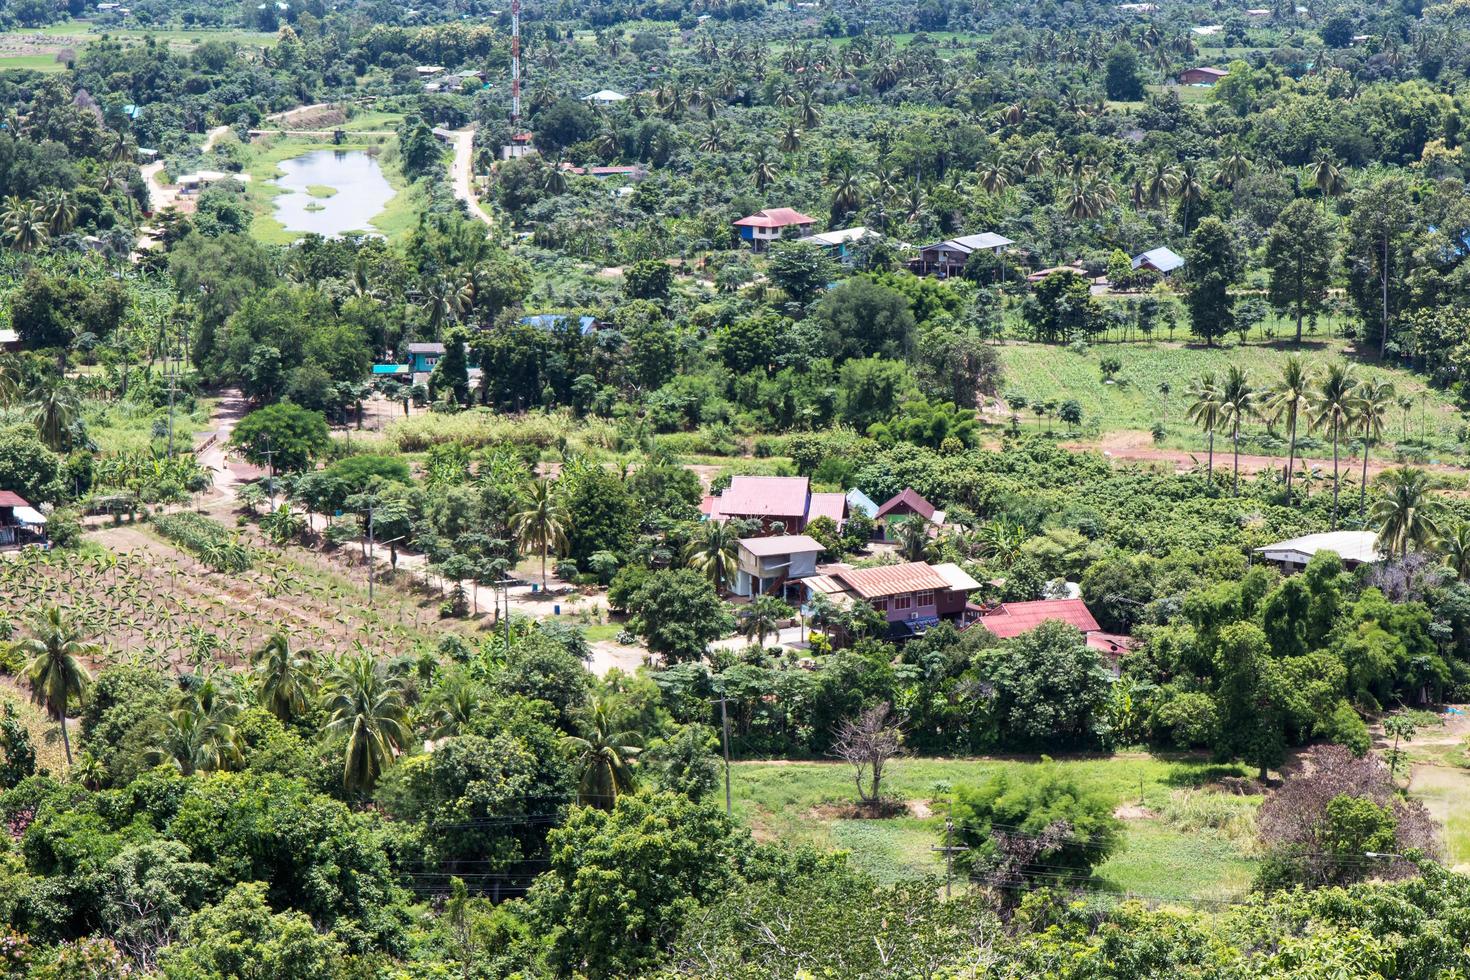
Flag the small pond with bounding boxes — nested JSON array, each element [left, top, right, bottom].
[[270, 149, 395, 236]]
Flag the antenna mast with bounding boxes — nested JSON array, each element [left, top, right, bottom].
[[510, 0, 522, 129]]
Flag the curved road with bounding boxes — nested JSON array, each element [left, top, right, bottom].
[[140, 124, 231, 214], [449, 126, 494, 227]]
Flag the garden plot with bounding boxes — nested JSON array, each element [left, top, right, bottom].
[[1, 523, 438, 672]]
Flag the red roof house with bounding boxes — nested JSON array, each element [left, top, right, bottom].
[[733, 208, 816, 251], [974, 599, 1101, 638], [706, 476, 847, 535], [874, 488, 945, 541]]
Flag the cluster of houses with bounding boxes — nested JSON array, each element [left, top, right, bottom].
[[700, 474, 1132, 656], [698, 474, 1388, 663]]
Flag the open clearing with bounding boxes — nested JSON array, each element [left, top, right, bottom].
[[732, 755, 1260, 898], [0, 20, 275, 71]]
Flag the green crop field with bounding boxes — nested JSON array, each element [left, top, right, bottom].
[[731, 755, 1261, 898], [994, 339, 1466, 454]]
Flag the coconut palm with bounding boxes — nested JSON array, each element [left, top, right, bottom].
[[146, 696, 241, 776], [1371, 467, 1440, 559], [323, 651, 410, 795], [828, 164, 863, 220], [1218, 366, 1256, 496], [16, 604, 95, 765], [1308, 361, 1360, 528], [977, 157, 1012, 196], [251, 632, 315, 723], [1176, 162, 1206, 230], [1185, 371, 1223, 482], [423, 671, 482, 739], [1, 196, 48, 253], [1265, 355, 1314, 504], [685, 520, 740, 594], [1143, 158, 1178, 209], [751, 148, 779, 190], [1215, 148, 1251, 189], [511, 478, 569, 590], [778, 121, 802, 153], [1354, 378, 1395, 517], [894, 512, 932, 561], [27, 376, 81, 450], [1438, 523, 1470, 580], [738, 594, 792, 647], [1313, 151, 1346, 212], [40, 189, 77, 236], [562, 698, 641, 809]]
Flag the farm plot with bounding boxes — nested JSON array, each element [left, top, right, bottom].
[[0, 522, 440, 673]]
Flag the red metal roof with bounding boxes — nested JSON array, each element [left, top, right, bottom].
[[0, 491, 28, 508], [976, 599, 1100, 639], [806, 492, 847, 526], [710, 476, 810, 519], [733, 208, 816, 229], [875, 488, 936, 521]]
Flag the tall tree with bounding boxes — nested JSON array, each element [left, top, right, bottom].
[[1309, 362, 1360, 528], [251, 632, 315, 724], [562, 697, 641, 809], [1265, 356, 1314, 504], [1183, 218, 1241, 346], [1264, 199, 1334, 345], [685, 520, 740, 594], [1345, 175, 1413, 358], [16, 604, 94, 765], [1354, 379, 1395, 518], [512, 478, 570, 591], [1185, 371, 1223, 481], [1218, 366, 1256, 496]]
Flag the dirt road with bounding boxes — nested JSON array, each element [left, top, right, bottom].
[[140, 124, 231, 214], [196, 389, 262, 501], [1068, 429, 1466, 481], [449, 126, 493, 227]]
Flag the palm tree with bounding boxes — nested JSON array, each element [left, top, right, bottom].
[[1265, 355, 1313, 504], [542, 165, 568, 195], [1313, 151, 1345, 213], [1144, 158, 1178, 209], [894, 513, 932, 561], [16, 605, 95, 766], [511, 478, 569, 590], [686, 520, 740, 594], [251, 632, 314, 723], [828, 165, 863, 221], [977, 157, 1012, 196], [1354, 378, 1395, 518], [1308, 362, 1360, 528], [738, 594, 791, 647], [1218, 366, 1256, 496], [40, 189, 76, 236], [27, 376, 81, 450], [146, 699, 241, 776], [1185, 371, 1223, 482], [1371, 467, 1440, 559], [1, 196, 48, 254], [423, 672, 481, 739], [751, 148, 779, 190], [323, 652, 410, 795], [796, 91, 822, 128], [1176, 162, 1206, 230], [778, 121, 802, 153], [1439, 523, 1470, 580], [1215, 148, 1251, 189], [562, 698, 641, 809]]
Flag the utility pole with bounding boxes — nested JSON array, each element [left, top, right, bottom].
[[259, 440, 277, 509], [931, 819, 969, 900], [713, 693, 733, 817], [164, 366, 181, 457], [366, 505, 375, 602], [494, 577, 515, 651]]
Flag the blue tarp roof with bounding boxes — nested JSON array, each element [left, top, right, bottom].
[[846, 488, 879, 518]]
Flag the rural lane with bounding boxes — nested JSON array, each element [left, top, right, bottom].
[[449, 126, 493, 227]]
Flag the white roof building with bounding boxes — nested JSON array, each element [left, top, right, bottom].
[[1255, 531, 1382, 570], [582, 89, 628, 104], [799, 226, 876, 248]]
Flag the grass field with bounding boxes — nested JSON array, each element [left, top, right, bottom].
[[0, 20, 275, 72], [731, 755, 1260, 898], [995, 338, 1465, 453]]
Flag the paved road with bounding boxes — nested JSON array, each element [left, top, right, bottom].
[[449, 126, 493, 226]]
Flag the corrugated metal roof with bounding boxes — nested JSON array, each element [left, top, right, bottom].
[[807, 492, 847, 526], [0, 491, 29, 508], [976, 599, 1100, 638], [711, 476, 810, 519], [831, 562, 951, 599], [739, 534, 823, 557], [931, 563, 982, 592], [733, 208, 816, 228], [875, 488, 935, 520]]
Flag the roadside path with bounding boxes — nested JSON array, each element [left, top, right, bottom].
[[449, 126, 493, 226], [140, 123, 230, 214]]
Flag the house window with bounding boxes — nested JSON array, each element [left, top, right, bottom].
[[872, 599, 887, 613], [915, 591, 934, 607], [893, 595, 912, 611]]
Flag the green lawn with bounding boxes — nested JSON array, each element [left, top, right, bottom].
[[0, 53, 67, 71], [731, 755, 1261, 898], [996, 338, 1466, 453]]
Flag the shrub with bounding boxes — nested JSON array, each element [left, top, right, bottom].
[[153, 513, 254, 573]]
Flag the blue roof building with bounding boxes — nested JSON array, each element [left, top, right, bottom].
[[846, 488, 879, 519]]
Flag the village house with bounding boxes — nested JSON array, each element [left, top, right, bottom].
[[911, 232, 1013, 278], [734, 534, 824, 600], [974, 598, 1135, 672], [175, 170, 251, 194], [803, 560, 982, 641], [1132, 246, 1185, 275], [0, 492, 47, 550], [406, 342, 445, 374], [581, 89, 628, 105], [732, 208, 816, 251], [874, 488, 945, 541], [798, 226, 879, 264], [1179, 66, 1229, 85], [1255, 531, 1382, 573], [702, 476, 846, 535]]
